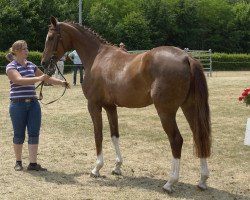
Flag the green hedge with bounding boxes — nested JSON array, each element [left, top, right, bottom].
[[1, 51, 250, 74], [212, 53, 250, 71], [0, 51, 74, 74]]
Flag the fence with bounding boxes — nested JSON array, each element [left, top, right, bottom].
[[128, 50, 148, 54], [184, 48, 212, 77]]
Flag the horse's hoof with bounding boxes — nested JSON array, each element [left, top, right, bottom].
[[163, 184, 173, 194], [90, 172, 100, 178], [112, 169, 122, 176], [197, 182, 208, 190]]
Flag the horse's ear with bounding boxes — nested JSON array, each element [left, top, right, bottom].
[[50, 16, 58, 27]]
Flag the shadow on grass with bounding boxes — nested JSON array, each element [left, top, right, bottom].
[[25, 170, 250, 200], [24, 170, 85, 186], [90, 175, 250, 200]]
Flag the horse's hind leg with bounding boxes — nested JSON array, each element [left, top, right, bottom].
[[88, 101, 104, 177], [104, 105, 123, 175], [181, 103, 209, 190], [154, 105, 183, 193], [198, 158, 209, 190]]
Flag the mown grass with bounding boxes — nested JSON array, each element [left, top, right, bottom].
[[0, 72, 250, 200]]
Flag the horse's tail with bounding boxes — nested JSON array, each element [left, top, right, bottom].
[[186, 56, 212, 158]]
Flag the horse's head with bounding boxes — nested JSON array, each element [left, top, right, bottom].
[[41, 16, 71, 75]]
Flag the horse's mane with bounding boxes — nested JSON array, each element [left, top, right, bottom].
[[65, 21, 112, 45]]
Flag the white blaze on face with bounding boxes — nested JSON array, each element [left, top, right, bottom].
[[45, 33, 49, 43]]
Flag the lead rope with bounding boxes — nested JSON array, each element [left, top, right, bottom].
[[35, 62, 68, 105]]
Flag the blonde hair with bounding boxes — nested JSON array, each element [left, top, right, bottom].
[[5, 53, 14, 62], [9, 40, 27, 55]]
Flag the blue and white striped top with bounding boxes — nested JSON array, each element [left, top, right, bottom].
[[6, 60, 38, 100]]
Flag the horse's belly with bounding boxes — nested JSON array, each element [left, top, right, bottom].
[[115, 90, 153, 108]]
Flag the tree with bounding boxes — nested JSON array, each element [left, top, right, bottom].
[[85, 0, 140, 43], [196, 0, 237, 52], [114, 12, 152, 50], [231, 1, 250, 52], [139, 0, 177, 47], [0, 0, 60, 51], [0, 0, 249, 53], [170, 0, 204, 49]]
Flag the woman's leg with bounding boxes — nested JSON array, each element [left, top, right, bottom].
[[27, 100, 41, 164], [13, 144, 23, 161], [28, 144, 38, 163], [9, 102, 27, 170]]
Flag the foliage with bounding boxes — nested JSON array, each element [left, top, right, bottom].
[[0, 51, 74, 74], [231, 1, 250, 53], [1, 51, 249, 74], [0, 0, 249, 53], [170, 0, 202, 49], [0, 0, 60, 52], [114, 12, 152, 50], [212, 53, 250, 70], [139, 0, 177, 47]]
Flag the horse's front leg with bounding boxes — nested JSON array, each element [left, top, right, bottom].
[[104, 105, 123, 175], [88, 101, 104, 177]]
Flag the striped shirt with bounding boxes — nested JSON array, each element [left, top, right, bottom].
[[6, 60, 38, 100]]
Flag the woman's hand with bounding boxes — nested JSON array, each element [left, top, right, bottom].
[[39, 74, 50, 82], [62, 81, 70, 89]]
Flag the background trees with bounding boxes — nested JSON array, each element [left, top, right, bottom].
[[0, 0, 61, 51], [0, 0, 249, 53]]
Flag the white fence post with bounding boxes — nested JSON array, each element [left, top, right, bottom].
[[245, 118, 250, 146]]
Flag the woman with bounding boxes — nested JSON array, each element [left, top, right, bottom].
[[6, 40, 69, 171], [119, 42, 128, 52], [5, 52, 14, 62]]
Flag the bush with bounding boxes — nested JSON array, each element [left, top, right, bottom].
[[0, 51, 9, 74], [0, 51, 74, 74], [212, 53, 250, 70]]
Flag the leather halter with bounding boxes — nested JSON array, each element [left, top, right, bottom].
[[44, 24, 65, 76], [36, 23, 68, 105], [51, 24, 65, 66]]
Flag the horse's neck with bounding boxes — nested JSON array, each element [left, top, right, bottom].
[[67, 25, 101, 68]]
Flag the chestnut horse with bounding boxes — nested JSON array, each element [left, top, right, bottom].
[[41, 17, 211, 193]]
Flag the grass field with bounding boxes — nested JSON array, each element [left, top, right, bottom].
[[0, 72, 250, 200]]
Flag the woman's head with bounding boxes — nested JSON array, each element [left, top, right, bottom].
[[9, 40, 28, 56], [119, 42, 125, 48]]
